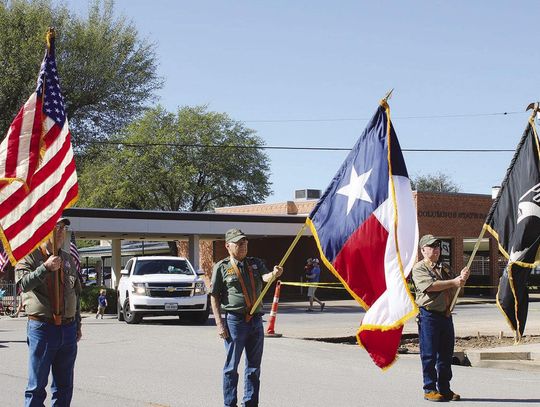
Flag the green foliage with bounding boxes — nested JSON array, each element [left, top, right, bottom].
[[78, 105, 272, 211], [80, 285, 117, 313], [411, 172, 460, 193], [75, 239, 100, 249], [0, 0, 162, 148]]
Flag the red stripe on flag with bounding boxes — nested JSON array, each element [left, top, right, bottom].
[[27, 98, 44, 183], [4, 158, 76, 240], [333, 213, 388, 306], [358, 326, 403, 369], [4, 106, 25, 178], [42, 122, 63, 149], [0, 131, 72, 215], [11, 183, 78, 260]]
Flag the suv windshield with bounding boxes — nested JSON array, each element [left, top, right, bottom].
[[133, 259, 194, 276]]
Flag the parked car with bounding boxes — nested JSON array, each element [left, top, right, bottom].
[[117, 256, 209, 325], [81, 268, 96, 285]]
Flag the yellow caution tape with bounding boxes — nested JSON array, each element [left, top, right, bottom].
[[279, 282, 539, 290], [279, 281, 346, 290]]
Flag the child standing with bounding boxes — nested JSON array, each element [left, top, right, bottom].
[[96, 289, 108, 319]]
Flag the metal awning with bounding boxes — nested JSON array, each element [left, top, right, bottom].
[[64, 207, 308, 240]]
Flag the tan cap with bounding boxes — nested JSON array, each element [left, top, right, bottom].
[[419, 234, 440, 248], [225, 228, 247, 243]]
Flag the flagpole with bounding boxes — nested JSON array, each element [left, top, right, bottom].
[[46, 28, 61, 325], [449, 225, 487, 312], [249, 222, 307, 315]]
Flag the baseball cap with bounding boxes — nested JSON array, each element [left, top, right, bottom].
[[419, 234, 440, 248], [57, 217, 70, 226], [225, 228, 247, 243]]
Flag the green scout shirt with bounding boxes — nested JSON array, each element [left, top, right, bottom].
[[411, 259, 457, 315], [15, 248, 82, 327], [210, 256, 269, 314]]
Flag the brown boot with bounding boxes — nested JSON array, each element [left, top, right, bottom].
[[424, 391, 445, 402]]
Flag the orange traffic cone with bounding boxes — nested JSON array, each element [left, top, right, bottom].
[[265, 280, 283, 337]]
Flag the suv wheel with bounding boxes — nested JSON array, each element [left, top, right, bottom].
[[123, 297, 142, 324]]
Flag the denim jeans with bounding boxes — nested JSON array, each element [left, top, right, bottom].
[[26, 319, 78, 407], [417, 307, 454, 394], [223, 313, 264, 407]]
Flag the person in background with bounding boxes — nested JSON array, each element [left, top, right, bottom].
[[412, 234, 470, 403], [96, 289, 108, 319], [305, 258, 325, 312]]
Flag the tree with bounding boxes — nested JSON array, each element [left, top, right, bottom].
[[0, 0, 162, 148], [77, 105, 272, 212], [410, 172, 460, 193]]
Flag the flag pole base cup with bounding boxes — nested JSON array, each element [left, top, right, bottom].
[[265, 332, 283, 338]]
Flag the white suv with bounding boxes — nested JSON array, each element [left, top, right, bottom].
[[117, 256, 209, 324]]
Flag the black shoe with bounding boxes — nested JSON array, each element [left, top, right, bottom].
[[441, 391, 460, 401]]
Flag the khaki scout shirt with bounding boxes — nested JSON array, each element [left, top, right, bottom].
[[15, 248, 82, 326], [411, 259, 457, 314], [210, 256, 268, 314]]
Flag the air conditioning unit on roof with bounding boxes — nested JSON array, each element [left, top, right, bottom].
[[294, 189, 321, 201]]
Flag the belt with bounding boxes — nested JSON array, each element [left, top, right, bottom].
[[420, 307, 450, 318], [226, 311, 263, 318], [28, 315, 75, 325]]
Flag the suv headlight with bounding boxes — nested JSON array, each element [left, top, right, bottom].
[[132, 282, 147, 295], [194, 281, 206, 295]]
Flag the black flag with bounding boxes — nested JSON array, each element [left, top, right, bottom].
[[485, 121, 540, 338]]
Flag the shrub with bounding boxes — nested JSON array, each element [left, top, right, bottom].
[[80, 286, 117, 313]]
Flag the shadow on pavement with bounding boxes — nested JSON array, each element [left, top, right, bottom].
[[461, 398, 540, 403]]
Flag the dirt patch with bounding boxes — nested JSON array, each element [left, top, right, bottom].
[[308, 333, 540, 353], [400, 334, 540, 354]]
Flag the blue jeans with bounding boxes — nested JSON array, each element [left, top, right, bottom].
[[417, 307, 454, 394], [223, 313, 264, 407], [26, 319, 78, 407]]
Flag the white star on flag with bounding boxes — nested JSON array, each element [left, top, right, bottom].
[[337, 167, 373, 215]]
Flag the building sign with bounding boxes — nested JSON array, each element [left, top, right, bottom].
[[418, 211, 486, 220]]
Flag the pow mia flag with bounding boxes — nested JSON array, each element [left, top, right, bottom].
[[485, 122, 540, 338]]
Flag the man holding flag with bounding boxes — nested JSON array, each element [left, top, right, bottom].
[[412, 234, 469, 402], [16, 217, 81, 406], [0, 28, 79, 406]]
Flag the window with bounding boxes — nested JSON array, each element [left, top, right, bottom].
[[133, 259, 194, 276]]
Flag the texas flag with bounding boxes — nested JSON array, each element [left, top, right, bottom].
[[307, 100, 418, 369]]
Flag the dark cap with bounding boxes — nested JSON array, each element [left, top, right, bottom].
[[419, 234, 439, 248], [57, 217, 70, 226], [225, 228, 247, 243]]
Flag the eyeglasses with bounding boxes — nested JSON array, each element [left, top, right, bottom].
[[426, 243, 440, 249], [55, 224, 69, 231]]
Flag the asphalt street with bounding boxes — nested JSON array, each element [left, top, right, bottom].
[[1, 301, 540, 406]]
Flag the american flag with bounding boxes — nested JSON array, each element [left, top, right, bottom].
[[0, 247, 9, 274], [69, 230, 81, 277], [0, 30, 78, 264]]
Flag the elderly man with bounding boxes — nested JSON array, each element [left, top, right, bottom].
[[210, 228, 283, 407], [412, 234, 470, 402], [16, 217, 82, 406]]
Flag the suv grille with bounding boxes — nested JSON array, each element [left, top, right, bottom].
[[146, 283, 194, 298]]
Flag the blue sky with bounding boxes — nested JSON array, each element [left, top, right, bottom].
[[65, 1, 540, 202]]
